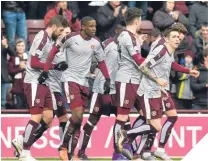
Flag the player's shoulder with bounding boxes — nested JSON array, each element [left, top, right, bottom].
[[65, 31, 80, 40], [33, 30, 48, 50], [102, 37, 115, 49], [151, 44, 168, 60]]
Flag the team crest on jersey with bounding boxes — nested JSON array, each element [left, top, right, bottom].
[[124, 100, 129, 105], [35, 99, 40, 104], [152, 111, 157, 116], [94, 107, 99, 112], [91, 45, 95, 49], [70, 95, 75, 100], [166, 103, 171, 108], [57, 101, 63, 106]]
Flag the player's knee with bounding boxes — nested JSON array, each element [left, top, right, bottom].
[[31, 114, 42, 123], [88, 114, 100, 126], [72, 116, 83, 127], [42, 110, 54, 124], [58, 114, 69, 122], [117, 114, 128, 122]]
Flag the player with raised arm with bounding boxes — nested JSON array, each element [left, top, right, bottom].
[[39, 16, 110, 160], [117, 26, 199, 160], [133, 23, 200, 161], [112, 7, 169, 161], [11, 16, 68, 161]]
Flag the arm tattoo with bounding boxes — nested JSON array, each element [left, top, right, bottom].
[[139, 64, 158, 83]]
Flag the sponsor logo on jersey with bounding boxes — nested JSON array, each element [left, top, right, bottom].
[[124, 100, 129, 105]]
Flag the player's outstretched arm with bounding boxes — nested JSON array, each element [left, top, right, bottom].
[[171, 62, 200, 78]]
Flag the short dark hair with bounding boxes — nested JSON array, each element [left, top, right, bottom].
[[150, 28, 161, 37], [81, 16, 95, 26], [201, 22, 208, 28], [48, 15, 68, 28], [124, 7, 142, 25], [203, 47, 208, 57]]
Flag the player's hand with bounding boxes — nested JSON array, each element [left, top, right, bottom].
[[2, 36, 8, 49], [156, 78, 169, 88], [189, 70, 200, 78], [54, 61, 68, 71], [20, 61, 26, 69], [104, 78, 111, 95], [38, 71, 48, 84], [161, 88, 169, 100]]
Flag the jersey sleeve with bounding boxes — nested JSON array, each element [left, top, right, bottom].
[[124, 33, 141, 56], [94, 40, 106, 62], [144, 45, 166, 69], [31, 31, 47, 58]]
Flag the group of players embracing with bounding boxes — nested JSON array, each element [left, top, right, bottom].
[[11, 7, 199, 161]]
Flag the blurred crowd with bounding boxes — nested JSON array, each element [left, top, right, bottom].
[[1, 1, 208, 110]]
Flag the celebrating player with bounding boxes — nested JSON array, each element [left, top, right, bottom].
[[39, 16, 111, 160], [117, 25, 199, 160], [11, 15, 68, 161]]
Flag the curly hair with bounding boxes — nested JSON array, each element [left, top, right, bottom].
[[124, 7, 142, 25], [164, 22, 188, 37]]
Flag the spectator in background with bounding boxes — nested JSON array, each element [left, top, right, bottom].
[[176, 50, 195, 109], [44, 1, 80, 31], [1, 35, 15, 109], [174, 1, 189, 16], [2, 2, 27, 47], [96, 1, 127, 41], [128, 1, 148, 20], [188, 1, 208, 38], [153, 1, 188, 32], [191, 47, 208, 109], [8, 39, 27, 109], [192, 22, 208, 65]]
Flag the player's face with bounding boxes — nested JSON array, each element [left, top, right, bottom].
[[83, 20, 96, 37], [52, 26, 65, 41], [16, 42, 25, 54], [201, 26, 208, 39], [167, 31, 180, 49]]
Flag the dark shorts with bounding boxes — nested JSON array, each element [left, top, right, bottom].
[[63, 81, 89, 110], [115, 82, 140, 115], [162, 92, 176, 111], [24, 83, 53, 114], [52, 92, 67, 117], [89, 93, 117, 116], [138, 95, 163, 120]]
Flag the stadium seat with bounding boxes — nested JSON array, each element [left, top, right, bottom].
[[140, 20, 154, 34], [27, 20, 45, 45]]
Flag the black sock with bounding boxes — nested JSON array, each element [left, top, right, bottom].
[[34, 119, 48, 143]]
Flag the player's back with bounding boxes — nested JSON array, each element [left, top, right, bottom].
[[115, 30, 142, 84], [24, 30, 53, 84], [63, 32, 105, 87], [93, 37, 119, 94], [138, 45, 175, 98]]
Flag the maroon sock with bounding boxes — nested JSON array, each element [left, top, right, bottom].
[[159, 116, 178, 148], [23, 120, 39, 150], [79, 122, 94, 153], [60, 118, 76, 149], [70, 124, 81, 154]]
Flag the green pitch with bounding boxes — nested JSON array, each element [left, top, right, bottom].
[[1, 158, 182, 161]]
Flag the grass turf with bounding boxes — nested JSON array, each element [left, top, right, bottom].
[[1, 158, 182, 161]]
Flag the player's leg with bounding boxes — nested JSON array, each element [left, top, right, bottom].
[[78, 92, 102, 160], [113, 82, 138, 154], [59, 82, 87, 160], [20, 84, 53, 161], [117, 95, 162, 160], [53, 92, 69, 140], [154, 95, 177, 161]]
